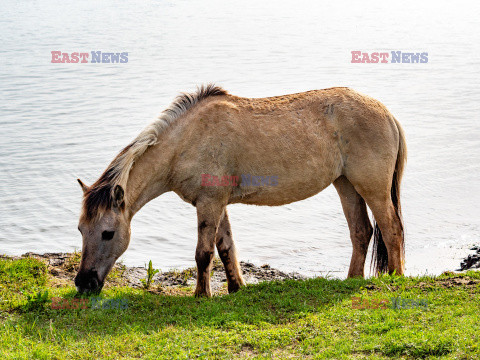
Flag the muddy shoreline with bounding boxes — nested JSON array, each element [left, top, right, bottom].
[[1, 252, 305, 295], [2, 249, 479, 295]]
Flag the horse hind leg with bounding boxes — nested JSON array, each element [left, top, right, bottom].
[[334, 176, 373, 278], [353, 173, 405, 276], [364, 194, 404, 275], [215, 209, 245, 293]]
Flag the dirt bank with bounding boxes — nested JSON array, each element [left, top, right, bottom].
[[4, 250, 478, 294], [0, 252, 305, 295]]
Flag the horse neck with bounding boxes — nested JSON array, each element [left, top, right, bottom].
[[124, 139, 173, 217]]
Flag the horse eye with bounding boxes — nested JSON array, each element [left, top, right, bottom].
[[102, 231, 115, 241]]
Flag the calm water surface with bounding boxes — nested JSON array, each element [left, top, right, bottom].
[[1, 0, 479, 277]]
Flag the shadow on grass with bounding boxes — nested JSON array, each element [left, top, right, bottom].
[[12, 277, 369, 336]]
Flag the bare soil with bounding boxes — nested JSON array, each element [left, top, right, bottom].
[[3, 250, 479, 296], [1, 252, 305, 295]]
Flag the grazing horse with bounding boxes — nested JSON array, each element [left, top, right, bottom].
[[75, 84, 406, 297]]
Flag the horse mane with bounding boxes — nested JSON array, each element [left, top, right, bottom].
[[82, 84, 228, 221]]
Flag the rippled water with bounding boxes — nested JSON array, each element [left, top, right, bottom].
[[1, 0, 479, 277]]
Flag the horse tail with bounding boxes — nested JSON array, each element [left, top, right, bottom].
[[372, 117, 407, 275]]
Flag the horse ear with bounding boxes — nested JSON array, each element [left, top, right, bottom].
[[113, 185, 125, 208], [77, 179, 89, 194]]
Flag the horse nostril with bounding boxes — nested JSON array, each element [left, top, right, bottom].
[[75, 270, 101, 293]]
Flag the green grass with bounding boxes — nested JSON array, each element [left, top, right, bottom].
[[1, 257, 479, 359]]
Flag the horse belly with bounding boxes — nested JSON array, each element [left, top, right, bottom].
[[231, 176, 334, 205], [230, 136, 341, 206]]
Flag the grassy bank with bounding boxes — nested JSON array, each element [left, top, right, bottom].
[[1, 257, 479, 359]]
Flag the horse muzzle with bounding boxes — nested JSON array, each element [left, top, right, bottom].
[[74, 269, 104, 294]]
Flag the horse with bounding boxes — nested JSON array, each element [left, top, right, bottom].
[[75, 84, 406, 297]]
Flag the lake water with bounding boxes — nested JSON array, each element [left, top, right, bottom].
[[1, 0, 479, 277]]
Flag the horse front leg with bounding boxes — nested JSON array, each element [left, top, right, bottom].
[[194, 200, 225, 297], [216, 209, 245, 293]]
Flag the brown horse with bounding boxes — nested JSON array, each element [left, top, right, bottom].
[[75, 84, 406, 297]]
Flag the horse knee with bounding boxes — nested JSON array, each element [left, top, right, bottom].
[[195, 249, 214, 271], [218, 246, 229, 258], [216, 235, 235, 259]]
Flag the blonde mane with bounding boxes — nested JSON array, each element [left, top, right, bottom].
[[82, 84, 228, 220]]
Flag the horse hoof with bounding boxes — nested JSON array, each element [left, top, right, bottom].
[[194, 288, 211, 298], [227, 282, 243, 294]]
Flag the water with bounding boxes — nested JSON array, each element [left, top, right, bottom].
[[1, 0, 479, 277]]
